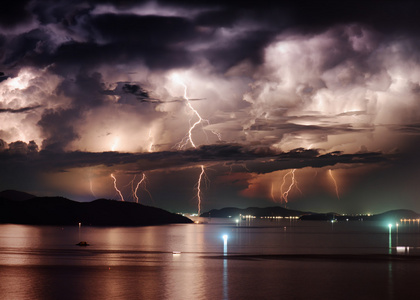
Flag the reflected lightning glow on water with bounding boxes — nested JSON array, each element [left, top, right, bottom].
[[2, 222, 420, 299], [388, 223, 392, 254], [223, 234, 229, 300], [223, 234, 228, 255]]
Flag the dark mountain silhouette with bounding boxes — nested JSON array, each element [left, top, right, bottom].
[[200, 206, 308, 218], [369, 209, 420, 221], [0, 190, 35, 201], [0, 194, 192, 226]]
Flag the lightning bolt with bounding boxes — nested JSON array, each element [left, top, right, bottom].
[[133, 173, 147, 203], [271, 183, 277, 202], [111, 138, 119, 152], [280, 169, 302, 204], [148, 128, 154, 152], [111, 173, 125, 201], [172, 74, 221, 149], [195, 165, 209, 216], [328, 169, 340, 200], [89, 178, 97, 199]]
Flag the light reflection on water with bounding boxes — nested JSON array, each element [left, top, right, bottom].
[[1, 220, 420, 299]]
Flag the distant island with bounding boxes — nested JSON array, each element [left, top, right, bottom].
[[0, 190, 193, 226], [201, 206, 307, 218], [201, 206, 420, 223]]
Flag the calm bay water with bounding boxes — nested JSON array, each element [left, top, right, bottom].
[[1, 218, 420, 299]]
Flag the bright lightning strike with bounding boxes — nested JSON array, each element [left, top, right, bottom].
[[280, 169, 301, 204], [148, 128, 154, 152], [195, 165, 209, 216], [328, 169, 340, 200], [111, 138, 119, 152], [133, 173, 147, 203], [111, 173, 125, 201], [172, 74, 221, 149]]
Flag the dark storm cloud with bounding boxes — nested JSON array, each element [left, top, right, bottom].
[[248, 117, 368, 134], [0, 0, 33, 29], [0, 141, 387, 175], [47, 13, 197, 70], [121, 84, 150, 99], [1, 0, 419, 75], [2, 29, 51, 66], [1, 4, 195, 71], [0, 72, 9, 83], [46, 39, 193, 73], [102, 82, 157, 103], [90, 14, 195, 43], [0, 105, 41, 113]]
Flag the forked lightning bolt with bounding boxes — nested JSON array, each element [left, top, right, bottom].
[[111, 173, 125, 201], [329, 169, 340, 200], [172, 74, 221, 149], [280, 169, 302, 204], [171, 75, 218, 215]]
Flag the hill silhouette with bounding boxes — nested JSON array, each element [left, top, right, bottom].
[[0, 192, 192, 226], [0, 190, 35, 201], [369, 209, 420, 222]]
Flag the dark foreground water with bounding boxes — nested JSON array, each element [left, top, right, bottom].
[[1, 218, 420, 300]]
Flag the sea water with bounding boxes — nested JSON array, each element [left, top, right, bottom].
[[1, 219, 420, 300]]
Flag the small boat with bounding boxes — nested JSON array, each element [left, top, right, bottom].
[[76, 241, 89, 246]]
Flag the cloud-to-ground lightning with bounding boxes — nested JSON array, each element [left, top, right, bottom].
[[271, 183, 276, 202], [328, 169, 340, 200], [172, 74, 221, 149], [89, 178, 97, 199], [195, 165, 209, 216], [148, 128, 154, 152], [111, 137, 119, 152], [171, 75, 218, 215], [111, 173, 125, 201], [133, 173, 147, 203], [280, 169, 302, 205]]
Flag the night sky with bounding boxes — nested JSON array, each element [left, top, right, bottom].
[[1, 0, 420, 214]]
